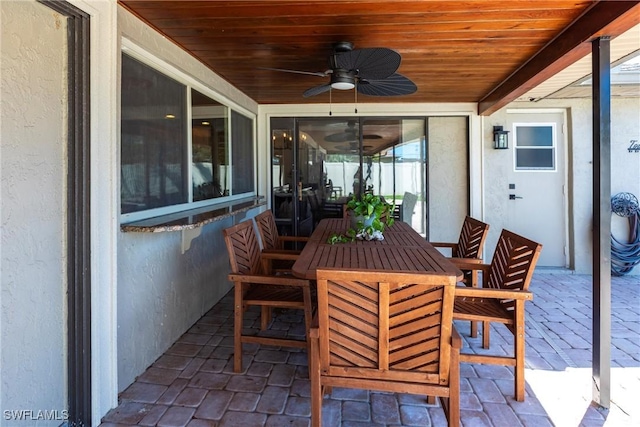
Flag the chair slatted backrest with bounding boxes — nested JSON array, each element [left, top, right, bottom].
[[456, 216, 490, 259], [223, 220, 263, 275], [315, 269, 457, 385], [255, 210, 282, 251], [485, 229, 543, 309]]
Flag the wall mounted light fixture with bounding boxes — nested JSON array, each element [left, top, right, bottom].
[[493, 126, 509, 149]]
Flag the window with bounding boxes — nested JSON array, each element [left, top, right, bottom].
[[514, 124, 555, 170], [192, 89, 228, 201], [121, 54, 188, 214], [120, 52, 255, 220], [231, 111, 254, 194]]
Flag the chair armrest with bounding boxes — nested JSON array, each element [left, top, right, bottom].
[[455, 286, 533, 301], [448, 258, 490, 272], [228, 273, 309, 287], [430, 242, 458, 250], [451, 325, 462, 349]]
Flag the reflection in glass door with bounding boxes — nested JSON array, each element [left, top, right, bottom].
[[362, 118, 427, 235], [270, 118, 301, 236], [270, 117, 427, 236], [298, 118, 362, 234]]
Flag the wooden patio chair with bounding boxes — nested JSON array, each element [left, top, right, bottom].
[[430, 216, 490, 337], [255, 209, 309, 272], [309, 269, 461, 427], [255, 209, 309, 251], [450, 229, 542, 401], [223, 220, 314, 372]]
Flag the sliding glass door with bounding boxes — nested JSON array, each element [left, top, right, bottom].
[[269, 116, 431, 237]]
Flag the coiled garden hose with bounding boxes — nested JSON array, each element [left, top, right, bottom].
[[611, 192, 640, 276]]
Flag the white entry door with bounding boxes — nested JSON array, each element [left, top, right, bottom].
[[505, 110, 567, 267]]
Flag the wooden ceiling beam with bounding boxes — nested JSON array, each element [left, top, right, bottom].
[[478, 1, 640, 116]]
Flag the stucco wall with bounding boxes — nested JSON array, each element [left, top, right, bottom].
[[117, 214, 252, 390], [116, 7, 260, 391], [1, 0, 68, 421], [485, 97, 640, 274], [428, 116, 469, 243]]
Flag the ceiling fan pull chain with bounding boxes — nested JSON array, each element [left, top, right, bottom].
[[329, 88, 332, 116], [354, 81, 358, 114]]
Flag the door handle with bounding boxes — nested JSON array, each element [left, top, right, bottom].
[[509, 194, 523, 200]]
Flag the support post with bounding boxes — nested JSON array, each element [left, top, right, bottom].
[[591, 36, 611, 409]]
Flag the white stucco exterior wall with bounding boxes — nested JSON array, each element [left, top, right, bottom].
[[116, 7, 260, 391], [1, 0, 68, 422], [428, 116, 469, 243]]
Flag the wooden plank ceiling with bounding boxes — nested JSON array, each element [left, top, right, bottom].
[[119, 1, 640, 114]]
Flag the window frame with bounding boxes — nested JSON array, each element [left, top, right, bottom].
[[120, 39, 257, 223], [512, 122, 557, 172]]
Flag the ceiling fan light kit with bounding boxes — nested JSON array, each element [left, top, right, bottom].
[[262, 41, 417, 98], [330, 69, 355, 90]]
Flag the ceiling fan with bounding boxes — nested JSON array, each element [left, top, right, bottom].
[[261, 41, 417, 98]]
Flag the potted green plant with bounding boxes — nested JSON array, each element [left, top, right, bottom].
[[327, 193, 395, 243]]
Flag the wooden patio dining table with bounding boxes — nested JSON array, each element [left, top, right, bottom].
[[292, 218, 463, 280]]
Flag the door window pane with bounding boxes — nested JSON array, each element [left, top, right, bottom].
[[516, 148, 555, 169], [515, 124, 555, 170], [516, 126, 553, 147], [270, 119, 296, 235], [121, 54, 187, 214], [191, 89, 228, 201], [231, 110, 254, 194], [364, 119, 426, 234]]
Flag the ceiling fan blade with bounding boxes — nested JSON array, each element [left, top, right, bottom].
[[335, 48, 401, 80], [259, 67, 328, 77], [325, 131, 356, 143], [357, 73, 417, 97], [303, 83, 332, 98], [325, 132, 381, 143]]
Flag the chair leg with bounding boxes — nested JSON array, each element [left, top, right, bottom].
[[514, 300, 526, 401], [470, 271, 478, 338], [470, 321, 478, 338], [261, 306, 271, 330], [449, 345, 461, 426], [440, 331, 461, 426], [310, 333, 322, 427], [426, 396, 436, 405], [303, 286, 313, 357], [234, 282, 244, 373], [482, 321, 491, 349]]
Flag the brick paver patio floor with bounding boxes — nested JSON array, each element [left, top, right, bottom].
[[101, 271, 639, 426]]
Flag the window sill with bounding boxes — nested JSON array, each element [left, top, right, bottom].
[[121, 196, 265, 233]]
